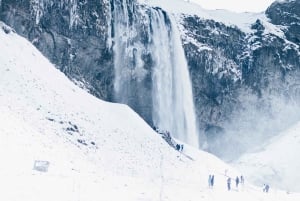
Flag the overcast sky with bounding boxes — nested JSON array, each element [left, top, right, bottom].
[[190, 0, 276, 12]]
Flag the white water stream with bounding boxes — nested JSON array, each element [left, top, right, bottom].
[[112, 0, 199, 147]]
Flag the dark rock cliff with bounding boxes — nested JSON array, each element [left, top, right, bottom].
[[266, 0, 300, 44], [179, 0, 300, 157], [0, 0, 114, 100]]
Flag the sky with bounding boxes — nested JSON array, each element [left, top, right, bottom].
[[190, 0, 276, 12]]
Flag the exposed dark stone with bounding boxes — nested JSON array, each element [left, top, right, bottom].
[[179, 2, 300, 157], [0, 0, 114, 101], [266, 0, 300, 44]]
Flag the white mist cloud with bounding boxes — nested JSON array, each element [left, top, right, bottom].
[[210, 86, 300, 161]]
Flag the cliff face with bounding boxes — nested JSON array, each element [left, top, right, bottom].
[[266, 0, 300, 44], [1, 0, 300, 158], [179, 0, 300, 157], [0, 0, 114, 100]]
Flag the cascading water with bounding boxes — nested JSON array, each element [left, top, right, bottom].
[[112, 0, 199, 147], [150, 10, 199, 148], [112, 0, 148, 105]]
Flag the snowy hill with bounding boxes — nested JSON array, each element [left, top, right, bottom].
[[233, 120, 300, 193], [140, 0, 283, 34], [0, 22, 299, 201]]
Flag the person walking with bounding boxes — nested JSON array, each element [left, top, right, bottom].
[[208, 175, 212, 188], [227, 177, 231, 191], [263, 184, 270, 193], [240, 175, 244, 186], [235, 176, 240, 188], [211, 175, 215, 188]]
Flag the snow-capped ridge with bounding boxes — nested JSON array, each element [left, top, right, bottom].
[[274, 0, 296, 4], [140, 0, 284, 34]]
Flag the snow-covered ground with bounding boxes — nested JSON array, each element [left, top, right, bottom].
[[0, 22, 299, 201], [233, 121, 300, 193]]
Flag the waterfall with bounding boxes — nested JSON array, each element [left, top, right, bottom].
[[112, 0, 148, 105], [150, 10, 199, 147], [112, 0, 199, 147]]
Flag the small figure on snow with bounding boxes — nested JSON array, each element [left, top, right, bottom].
[[211, 174, 215, 188], [240, 175, 244, 186], [263, 184, 270, 193], [227, 177, 231, 191], [235, 176, 240, 188]]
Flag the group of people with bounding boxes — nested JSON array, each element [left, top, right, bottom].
[[226, 175, 244, 191], [175, 143, 184, 152], [208, 174, 245, 191], [153, 126, 184, 152], [209, 174, 270, 193], [153, 126, 271, 194]]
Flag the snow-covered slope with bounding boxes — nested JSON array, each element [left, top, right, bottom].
[[140, 0, 284, 35], [0, 22, 299, 201], [233, 121, 300, 193]]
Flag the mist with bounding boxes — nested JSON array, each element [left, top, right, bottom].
[[205, 84, 300, 161]]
